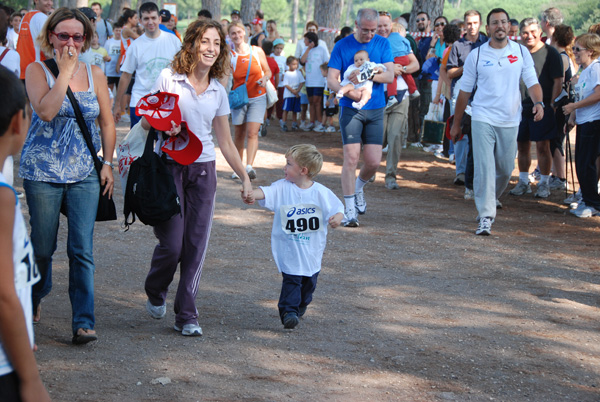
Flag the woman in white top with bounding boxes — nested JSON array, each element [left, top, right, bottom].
[[142, 19, 253, 336], [563, 33, 600, 218]]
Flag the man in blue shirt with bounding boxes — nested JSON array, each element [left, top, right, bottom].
[[327, 8, 394, 227], [159, 9, 175, 35]]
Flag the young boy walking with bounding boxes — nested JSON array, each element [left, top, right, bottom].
[[0, 65, 50, 401], [281, 56, 304, 132], [250, 144, 344, 329]]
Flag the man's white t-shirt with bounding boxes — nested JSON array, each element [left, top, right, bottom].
[[295, 39, 329, 59], [0, 46, 21, 77], [282, 70, 305, 98], [151, 68, 230, 163], [121, 31, 182, 106], [304, 45, 329, 87], [259, 179, 344, 277], [104, 37, 122, 77]]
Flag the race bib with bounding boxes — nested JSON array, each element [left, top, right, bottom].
[[280, 204, 323, 235], [14, 238, 40, 290]]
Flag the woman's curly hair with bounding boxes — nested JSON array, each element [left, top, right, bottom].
[[171, 19, 229, 80]]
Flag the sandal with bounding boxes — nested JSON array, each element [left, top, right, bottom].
[[72, 328, 98, 345], [33, 304, 41, 325]]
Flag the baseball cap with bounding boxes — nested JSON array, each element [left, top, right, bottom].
[[231, 9, 240, 16], [160, 121, 203, 165], [78, 7, 96, 21], [135, 92, 182, 132], [159, 9, 171, 21], [272, 38, 285, 47]]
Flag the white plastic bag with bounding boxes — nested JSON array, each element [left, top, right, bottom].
[[117, 120, 149, 195], [424, 102, 443, 122]]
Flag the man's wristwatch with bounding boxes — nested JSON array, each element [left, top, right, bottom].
[[402, 65, 407, 73], [534, 101, 545, 108]]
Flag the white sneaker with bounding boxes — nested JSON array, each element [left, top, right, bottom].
[[564, 190, 582, 205], [245, 165, 256, 180], [409, 90, 421, 100], [475, 217, 493, 236], [146, 300, 166, 319], [342, 205, 359, 227], [174, 323, 203, 336], [509, 181, 532, 196], [231, 172, 239, 179], [302, 122, 315, 132], [355, 191, 367, 214], [121, 113, 130, 123], [449, 154, 455, 164], [325, 125, 336, 132], [548, 176, 567, 191], [570, 201, 600, 218], [410, 142, 424, 148], [385, 96, 398, 110], [382, 145, 389, 153], [464, 188, 474, 200], [534, 182, 551, 198], [313, 123, 325, 132]]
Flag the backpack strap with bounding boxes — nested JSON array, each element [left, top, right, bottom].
[[0, 47, 9, 62]]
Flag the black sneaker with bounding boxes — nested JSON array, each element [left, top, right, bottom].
[[299, 306, 307, 317], [283, 312, 299, 329]]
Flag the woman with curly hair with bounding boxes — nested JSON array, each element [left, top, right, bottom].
[[141, 19, 253, 336]]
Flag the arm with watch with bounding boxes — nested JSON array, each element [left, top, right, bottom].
[[527, 84, 545, 122]]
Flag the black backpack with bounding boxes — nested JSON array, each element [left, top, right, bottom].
[[124, 128, 180, 229]]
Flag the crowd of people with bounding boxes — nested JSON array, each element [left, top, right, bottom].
[[0, 2, 598, 399]]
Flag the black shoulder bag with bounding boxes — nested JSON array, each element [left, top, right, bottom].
[[43, 59, 117, 221]]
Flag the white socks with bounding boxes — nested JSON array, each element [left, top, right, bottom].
[[355, 176, 368, 193], [519, 172, 529, 183]]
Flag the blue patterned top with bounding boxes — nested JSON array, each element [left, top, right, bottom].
[[19, 62, 101, 183]]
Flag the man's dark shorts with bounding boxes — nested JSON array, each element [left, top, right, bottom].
[[107, 76, 120, 86], [339, 106, 384, 145], [306, 86, 324, 97], [518, 105, 558, 142]]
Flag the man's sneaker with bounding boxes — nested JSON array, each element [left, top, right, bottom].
[[509, 181, 532, 196], [382, 145, 389, 153], [299, 120, 308, 130], [231, 172, 240, 180], [246, 165, 257, 180], [385, 181, 400, 190], [534, 182, 551, 198], [570, 201, 600, 218], [410, 142, 424, 148], [325, 125, 336, 132], [259, 124, 267, 137], [496, 199, 503, 209], [449, 153, 456, 164], [464, 188, 474, 200], [174, 323, 203, 336], [313, 123, 326, 132], [475, 217, 494, 235], [564, 190, 582, 206], [298, 306, 307, 317], [409, 89, 421, 100], [454, 173, 465, 185], [355, 191, 367, 214], [291, 122, 299, 131], [283, 312, 299, 329], [385, 96, 398, 110], [549, 176, 567, 191], [343, 205, 359, 227], [146, 300, 166, 319], [302, 122, 315, 131], [529, 167, 541, 182]]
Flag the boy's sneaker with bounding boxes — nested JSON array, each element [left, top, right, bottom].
[[509, 181, 532, 196], [534, 182, 551, 198], [355, 191, 367, 214], [549, 176, 567, 191], [570, 202, 600, 218], [313, 122, 326, 132], [246, 165, 257, 180], [343, 205, 359, 227], [283, 312, 299, 329], [174, 323, 203, 336], [325, 125, 336, 132], [291, 122, 299, 131], [280, 122, 288, 132], [146, 300, 166, 319], [302, 122, 315, 131], [475, 217, 494, 236], [464, 188, 474, 200], [386, 96, 398, 110], [409, 90, 421, 100]]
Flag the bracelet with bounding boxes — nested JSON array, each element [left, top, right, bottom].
[[102, 159, 114, 169], [534, 101, 545, 108]]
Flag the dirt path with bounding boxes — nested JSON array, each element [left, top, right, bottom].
[[17, 121, 600, 401]]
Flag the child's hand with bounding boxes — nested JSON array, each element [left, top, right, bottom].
[[241, 181, 254, 204], [104, 55, 111, 62], [329, 213, 344, 228], [165, 121, 181, 137]]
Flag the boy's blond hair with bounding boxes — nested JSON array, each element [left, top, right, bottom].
[[392, 22, 406, 35], [285, 144, 323, 179]]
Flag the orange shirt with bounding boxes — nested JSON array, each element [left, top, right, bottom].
[[231, 46, 266, 98], [16, 10, 46, 80]]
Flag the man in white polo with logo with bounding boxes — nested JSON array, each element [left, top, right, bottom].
[[450, 8, 543, 236]]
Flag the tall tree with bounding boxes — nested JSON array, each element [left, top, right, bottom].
[[344, 0, 352, 27], [202, 0, 221, 20], [291, 0, 299, 43], [305, 0, 314, 24], [240, 0, 260, 24], [108, 0, 131, 22], [409, 0, 444, 33], [314, 0, 342, 50]]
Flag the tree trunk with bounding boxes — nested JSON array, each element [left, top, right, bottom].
[[409, 0, 444, 33], [305, 0, 314, 24], [314, 0, 342, 50], [202, 0, 221, 21], [108, 0, 131, 22], [344, 0, 352, 27], [291, 0, 299, 43], [240, 0, 260, 25]]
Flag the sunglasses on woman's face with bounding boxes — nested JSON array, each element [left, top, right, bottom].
[[52, 31, 86, 43], [573, 46, 587, 52], [435, 22, 446, 28]]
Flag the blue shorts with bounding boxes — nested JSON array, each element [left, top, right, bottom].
[[517, 106, 558, 142], [339, 106, 384, 145], [306, 87, 324, 97], [300, 93, 309, 105], [283, 97, 302, 113]]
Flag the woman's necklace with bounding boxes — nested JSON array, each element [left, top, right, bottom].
[[71, 62, 81, 79]]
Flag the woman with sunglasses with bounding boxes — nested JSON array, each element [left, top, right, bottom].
[[562, 33, 600, 218], [19, 8, 115, 344], [426, 16, 448, 60]]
